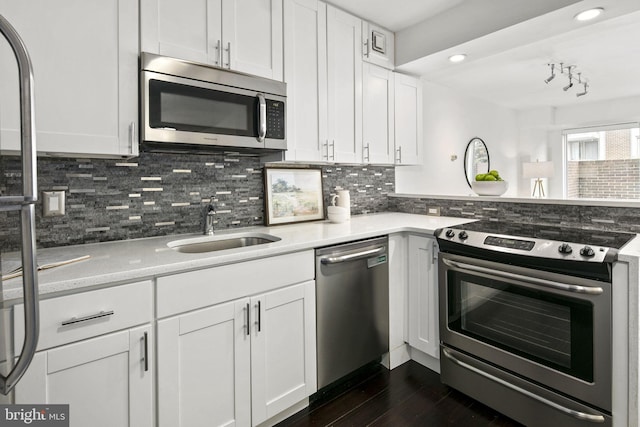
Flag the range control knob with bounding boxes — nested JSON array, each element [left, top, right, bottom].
[[558, 243, 573, 254], [458, 231, 469, 240], [580, 246, 596, 258], [445, 229, 456, 238]]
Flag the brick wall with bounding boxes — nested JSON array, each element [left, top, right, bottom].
[[567, 159, 640, 199], [605, 129, 632, 160]]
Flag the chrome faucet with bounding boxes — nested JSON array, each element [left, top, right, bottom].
[[203, 203, 216, 235]]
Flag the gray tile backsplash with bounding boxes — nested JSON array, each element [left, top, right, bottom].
[[1, 152, 395, 250], [389, 195, 640, 234]]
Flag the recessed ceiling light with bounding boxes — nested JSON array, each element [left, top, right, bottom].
[[449, 54, 467, 63], [574, 7, 604, 21]]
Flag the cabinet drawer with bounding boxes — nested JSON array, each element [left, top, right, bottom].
[[14, 281, 152, 351], [157, 250, 314, 318]]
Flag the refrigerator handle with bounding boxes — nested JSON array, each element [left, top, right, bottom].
[[0, 13, 40, 396]]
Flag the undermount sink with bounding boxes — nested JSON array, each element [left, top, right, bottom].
[[167, 232, 281, 254]]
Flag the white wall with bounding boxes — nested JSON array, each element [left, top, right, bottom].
[[395, 80, 519, 196]]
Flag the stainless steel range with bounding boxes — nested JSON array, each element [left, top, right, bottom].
[[435, 221, 636, 427]]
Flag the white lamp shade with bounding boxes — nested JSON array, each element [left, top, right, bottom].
[[522, 161, 554, 179]]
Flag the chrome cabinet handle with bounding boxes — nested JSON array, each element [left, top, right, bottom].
[[363, 143, 370, 162], [129, 121, 136, 149], [396, 146, 402, 163], [363, 39, 369, 57], [256, 301, 261, 332], [257, 93, 266, 142], [143, 332, 149, 372], [61, 310, 115, 326], [442, 348, 606, 423], [320, 246, 386, 264], [442, 258, 604, 295], [323, 140, 329, 160], [214, 39, 221, 66], [224, 42, 231, 68], [330, 140, 335, 161], [245, 303, 250, 336]]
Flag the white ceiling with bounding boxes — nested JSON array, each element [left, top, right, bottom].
[[328, 0, 640, 110], [327, 0, 464, 32]]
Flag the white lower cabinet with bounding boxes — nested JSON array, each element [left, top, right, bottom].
[[14, 326, 153, 427], [157, 280, 316, 427], [407, 234, 439, 358]]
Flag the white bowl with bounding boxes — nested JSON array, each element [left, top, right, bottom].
[[327, 206, 349, 223], [471, 180, 508, 196]]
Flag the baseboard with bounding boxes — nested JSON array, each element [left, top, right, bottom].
[[409, 347, 440, 374]]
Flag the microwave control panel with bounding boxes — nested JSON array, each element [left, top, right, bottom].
[[266, 100, 285, 139]]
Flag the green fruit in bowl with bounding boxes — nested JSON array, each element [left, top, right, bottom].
[[475, 173, 486, 181], [489, 170, 500, 178], [483, 174, 497, 181]]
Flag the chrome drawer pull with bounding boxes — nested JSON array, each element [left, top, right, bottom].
[[442, 348, 606, 423], [61, 310, 114, 326]]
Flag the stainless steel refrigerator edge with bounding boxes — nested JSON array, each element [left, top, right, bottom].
[[315, 237, 389, 389]]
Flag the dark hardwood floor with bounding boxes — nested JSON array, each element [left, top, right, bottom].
[[277, 360, 523, 427]]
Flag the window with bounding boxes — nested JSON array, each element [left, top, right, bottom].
[[564, 123, 640, 199]]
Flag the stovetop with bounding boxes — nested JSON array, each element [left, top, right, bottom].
[[457, 221, 636, 250], [435, 220, 636, 266]]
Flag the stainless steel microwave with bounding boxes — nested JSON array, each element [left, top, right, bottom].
[[140, 52, 286, 152]]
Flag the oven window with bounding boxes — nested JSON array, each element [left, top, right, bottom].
[[448, 272, 593, 382], [149, 79, 256, 136]]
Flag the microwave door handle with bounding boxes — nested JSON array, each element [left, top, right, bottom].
[[257, 93, 266, 142]]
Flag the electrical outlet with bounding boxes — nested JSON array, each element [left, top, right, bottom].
[[43, 190, 66, 217], [427, 207, 441, 216]]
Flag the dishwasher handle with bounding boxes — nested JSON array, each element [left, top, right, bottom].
[[320, 246, 386, 265]]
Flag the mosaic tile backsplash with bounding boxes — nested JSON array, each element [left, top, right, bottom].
[[1, 152, 395, 250], [389, 195, 640, 234]]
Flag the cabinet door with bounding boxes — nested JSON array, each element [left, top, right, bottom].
[[283, 0, 327, 162], [223, 0, 283, 80], [14, 326, 153, 427], [157, 300, 250, 427], [140, 0, 223, 66], [327, 5, 362, 163], [0, 0, 138, 157], [394, 73, 423, 165], [251, 281, 316, 426], [407, 235, 439, 358], [363, 63, 394, 164]]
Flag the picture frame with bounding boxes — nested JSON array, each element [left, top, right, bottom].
[[264, 167, 324, 225]]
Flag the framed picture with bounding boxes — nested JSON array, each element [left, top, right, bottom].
[[264, 167, 324, 225]]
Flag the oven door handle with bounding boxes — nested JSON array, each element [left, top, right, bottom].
[[442, 348, 606, 423], [442, 258, 604, 295]]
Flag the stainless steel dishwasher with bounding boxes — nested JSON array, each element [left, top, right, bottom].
[[315, 236, 389, 389]]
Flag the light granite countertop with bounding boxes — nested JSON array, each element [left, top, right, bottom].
[[1, 212, 473, 305]]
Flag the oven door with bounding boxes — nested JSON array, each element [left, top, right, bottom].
[[439, 252, 611, 412]]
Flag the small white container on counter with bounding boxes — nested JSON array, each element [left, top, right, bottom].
[[327, 206, 349, 223]]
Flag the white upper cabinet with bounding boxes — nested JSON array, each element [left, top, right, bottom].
[[283, 0, 328, 162], [0, 0, 138, 157], [363, 63, 394, 164], [394, 72, 423, 165], [326, 5, 362, 163], [362, 21, 394, 70], [141, 0, 283, 81]]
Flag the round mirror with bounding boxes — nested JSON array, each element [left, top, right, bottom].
[[464, 137, 490, 187]]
